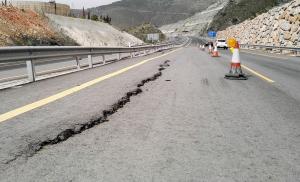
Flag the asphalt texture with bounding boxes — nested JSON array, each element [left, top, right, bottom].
[[0, 42, 300, 181]]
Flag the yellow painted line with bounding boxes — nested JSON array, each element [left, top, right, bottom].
[[0, 48, 181, 123], [241, 65, 275, 83], [241, 50, 288, 60]]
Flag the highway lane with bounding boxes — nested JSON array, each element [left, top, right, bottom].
[[0, 45, 300, 181], [219, 49, 300, 102], [0, 48, 179, 170]]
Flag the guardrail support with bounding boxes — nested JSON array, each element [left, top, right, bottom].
[[26, 60, 36, 82], [102, 55, 106, 65], [118, 53, 121, 60], [88, 55, 93, 68], [75, 56, 80, 69]]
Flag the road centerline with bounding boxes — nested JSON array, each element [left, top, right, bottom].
[[0, 48, 181, 123]]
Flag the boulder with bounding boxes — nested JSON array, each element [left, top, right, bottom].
[[279, 20, 291, 31], [291, 32, 298, 42], [283, 32, 291, 40]]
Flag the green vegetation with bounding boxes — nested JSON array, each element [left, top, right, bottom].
[[78, 7, 112, 24], [88, 0, 219, 28], [90, 14, 112, 24], [125, 23, 166, 43]]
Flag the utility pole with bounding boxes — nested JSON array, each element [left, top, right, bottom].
[[82, 7, 86, 19]]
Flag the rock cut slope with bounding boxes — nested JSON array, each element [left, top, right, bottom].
[[160, 0, 229, 36], [210, 0, 292, 31], [217, 0, 300, 47], [0, 6, 77, 46]]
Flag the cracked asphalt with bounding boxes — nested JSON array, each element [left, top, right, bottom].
[[0, 42, 300, 181]]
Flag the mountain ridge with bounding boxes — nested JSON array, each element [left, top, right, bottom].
[[84, 0, 219, 28]]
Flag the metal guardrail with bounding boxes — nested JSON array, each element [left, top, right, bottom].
[[197, 37, 300, 55], [240, 44, 300, 52], [0, 43, 178, 83]]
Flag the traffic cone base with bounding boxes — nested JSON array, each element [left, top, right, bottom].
[[225, 73, 248, 80], [212, 52, 219, 57], [212, 51, 219, 57], [225, 63, 247, 80]]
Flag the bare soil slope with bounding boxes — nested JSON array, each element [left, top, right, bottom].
[[0, 6, 77, 46]]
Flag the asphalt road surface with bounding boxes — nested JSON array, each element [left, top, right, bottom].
[[0, 43, 299, 181]]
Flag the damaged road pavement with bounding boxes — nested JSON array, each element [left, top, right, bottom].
[[1, 46, 300, 181], [0, 50, 175, 171]]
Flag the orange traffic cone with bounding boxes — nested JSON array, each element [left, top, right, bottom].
[[225, 40, 247, 80], [211, 45, 220, 57]]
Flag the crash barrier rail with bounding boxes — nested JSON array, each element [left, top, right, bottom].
[[198, 37, 300, 54], [0, 42, 182, 84], [240, 44, 300, 56]]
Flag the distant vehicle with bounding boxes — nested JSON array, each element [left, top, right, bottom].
[[216, 39, 228, 49], [205, 42, 213, 47]]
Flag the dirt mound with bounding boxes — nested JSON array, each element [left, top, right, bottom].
[[0, 6, 77, 46]]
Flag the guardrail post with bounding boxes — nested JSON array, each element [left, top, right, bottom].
[[102, 55, 106, 65], [26, 60, 36, 82], [118, 53, 121, 60], [75, 56, 80, 69], [88, 54, 93, 68]]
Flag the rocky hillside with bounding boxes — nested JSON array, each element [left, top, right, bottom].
[[160, 0, 229, 36], [0, 5, 143, 47], [86, 0, 219, 29], [217, 0, 300, 47], [209, 0, 292, 31], [47, 14, 143, 47], [0, 6, 77, 46]]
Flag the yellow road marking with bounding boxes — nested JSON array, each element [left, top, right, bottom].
[[240, 50, 288, 60], [241, 65, 275, 83], [0, 48, 181, 123]]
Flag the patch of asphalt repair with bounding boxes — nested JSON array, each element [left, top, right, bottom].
[[5, 60, 171, 166]]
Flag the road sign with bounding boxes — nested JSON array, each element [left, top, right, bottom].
[[208, 31, 217, 38], [147, 34, 159, 42]]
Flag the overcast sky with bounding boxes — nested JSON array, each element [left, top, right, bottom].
[[14, 0, 120, 9]]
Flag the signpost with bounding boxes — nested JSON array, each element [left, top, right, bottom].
[[147, 34, 160, 42], [208, 31, 217, 38]]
